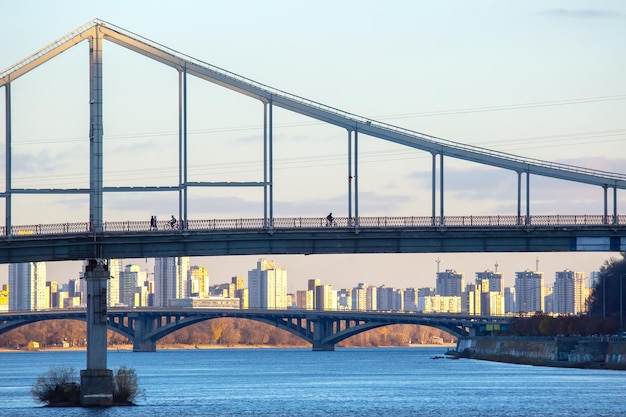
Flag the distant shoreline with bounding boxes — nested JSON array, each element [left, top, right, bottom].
[[0, 343, 455, 352]]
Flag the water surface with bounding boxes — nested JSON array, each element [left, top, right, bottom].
[[1, 347, 625, 416]]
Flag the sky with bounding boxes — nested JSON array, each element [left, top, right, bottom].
[[0, 1, 625, 292]]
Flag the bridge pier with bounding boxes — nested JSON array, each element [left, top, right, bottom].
[[312, 341, 335, 351], [130, 313, 157, 352], [311, 318, 335, 351], [80, 259, 113, 406]]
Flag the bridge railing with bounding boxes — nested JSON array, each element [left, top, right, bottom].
[[529, 214, 608, 226], [10, 223, 92, 235], [1, 214, 624, 237]]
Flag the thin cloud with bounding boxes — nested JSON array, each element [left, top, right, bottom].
[[13, 149, 67, 174], [541, 9, 624, 19]]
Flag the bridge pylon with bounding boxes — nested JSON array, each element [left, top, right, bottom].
[[80, 259, 113, 406]]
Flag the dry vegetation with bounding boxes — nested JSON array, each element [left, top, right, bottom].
[[0, 318, 455, 349]]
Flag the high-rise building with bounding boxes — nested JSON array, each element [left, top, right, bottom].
[[0, 285, 8, 312], [351, 283, 368, 311], [134, 277, 151, 307], [248, 259, 288, 309], [366, 285, 377, 311], [515, 269, 544, 313], [315, 284, 335, 311], [153, 257, 190, 307], [232, 276, 247, 308], [119, 264, 148, 307], [466, 277, 505, 316], [476, 270, 503, 294], [337, 289, 351, 310], [590, 271, 601, 288], [403, 288, 419, 312], [68, 278, 81, 306], [543, 286, 554, 314], [308, 279, 320, 307], [47, 281, 58, 309], [296, 290, 314, 310], [504, 287, 516, 313], [8, 262, 47, 311], [232, 276, 245, 290], [417, 287, 436, 312], [189, 265, 210, 298], [463, 283, 481, 315], [553, 269, 586, 314], [378, 286, 404, 311], [436, 269, 464, 296], [108, 259, 121, 307]]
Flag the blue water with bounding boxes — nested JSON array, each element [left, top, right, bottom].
[[1, 347, 625, 416]]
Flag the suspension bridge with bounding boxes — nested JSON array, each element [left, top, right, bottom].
[[2, 19, 624, 404], [0, 19, 624, 263]]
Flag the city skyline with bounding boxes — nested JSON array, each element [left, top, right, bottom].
[[1, 2, 624, 290], [2, 255, 593, 316], [0, 252, 613, 295]]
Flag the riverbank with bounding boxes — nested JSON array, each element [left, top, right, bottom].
[[449, 336, 626, 370]]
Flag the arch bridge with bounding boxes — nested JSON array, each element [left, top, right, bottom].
[[0, 308, 509, 351]]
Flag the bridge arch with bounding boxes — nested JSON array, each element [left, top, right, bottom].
[[0, 309, 508, 352], [139, 316, 312, 349], [0, 315, 131, 347], [325, 322, 463, 348]]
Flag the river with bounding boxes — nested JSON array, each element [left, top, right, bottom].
[[1, 347, 625, 416]]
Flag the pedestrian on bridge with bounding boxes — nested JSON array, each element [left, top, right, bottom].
[[150, 215, 157, 230]]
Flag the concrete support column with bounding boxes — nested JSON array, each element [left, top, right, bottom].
[[311, 318, 335, 351], [5, 83, 12, 235], [131, 313, 157, 352], [80, 259, 113, 406], [88, 26, 104, 233]]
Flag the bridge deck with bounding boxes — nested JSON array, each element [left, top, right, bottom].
[[0, 216, 624, 263]]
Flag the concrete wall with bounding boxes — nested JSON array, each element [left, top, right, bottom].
[[456, 336, 626, 369]]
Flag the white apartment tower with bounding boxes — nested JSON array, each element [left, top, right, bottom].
[[515, 269, 544, 313], [248, 259, 288, 309], [352, 283, 368, 311], [366, 285, 378, 311], [108, 259, 121, 307], [8, 262, 47, 311], [154, 257, 190, 307], [119, 264, 148, 307], [554, 269, 586, 314]]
